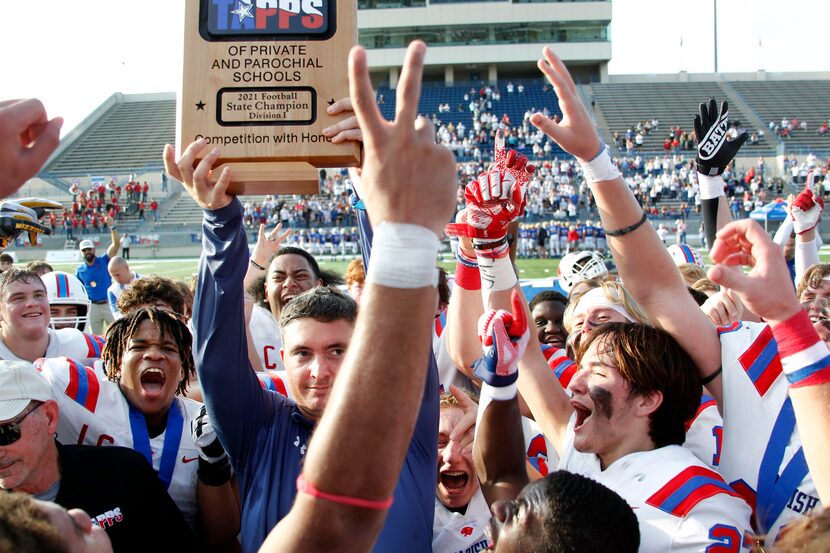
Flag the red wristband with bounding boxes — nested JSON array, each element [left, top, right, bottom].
[[454, 261, 481, 291], [769, 309, 819, 357], [296, 474, 393, 510]]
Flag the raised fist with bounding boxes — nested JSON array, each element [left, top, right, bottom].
[[474, 290, 530, 387], [792, 170, 824, 234], [694, 98, 748, 176]]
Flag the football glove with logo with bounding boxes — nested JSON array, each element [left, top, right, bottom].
[[445, 132, 535, 241], [191, 405, 232, 486], [474, 290, 529, 387], [694, 98, 748, 176]]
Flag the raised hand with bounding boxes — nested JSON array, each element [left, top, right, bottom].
[[250, 223, 291, 269], [475, 290, 530, 387], [791, 170, 824, 234], [163, 140, 233, 211], [529, 47, 602, 161], [448, 384, 478, 457], [707, 219, 801, 323], [445, 131, 533, 241], [0, 99, 63, 199], [694, 98, 748, 176], [349, 41, 456, 237]]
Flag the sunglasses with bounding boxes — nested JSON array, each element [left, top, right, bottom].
[[0, 402, 43, 447]]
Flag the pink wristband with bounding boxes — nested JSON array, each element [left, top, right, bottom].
[[296, 474, 394, 510]]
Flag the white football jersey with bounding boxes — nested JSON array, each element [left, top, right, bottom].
[[432, 488, 490, 553], [683, 395, 723, 471], [36, 357, 202, 527], [0, 328, 105, 362], [717, 321, 820, 543], [559, 415, 752, 553], [249, 304, 284, 371]]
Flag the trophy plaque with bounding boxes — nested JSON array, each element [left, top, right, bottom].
[[179, 0, 360, 195]]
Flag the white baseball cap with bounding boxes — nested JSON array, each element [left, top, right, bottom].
[[78, 239, 95, 251], [0, 361, 54, 420]]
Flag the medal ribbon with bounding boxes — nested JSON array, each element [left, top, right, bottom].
[[128, 398, 184, 489], [756, 397, 808, 533]]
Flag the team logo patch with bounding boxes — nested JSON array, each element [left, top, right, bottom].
[[202, 0, 334, 40]]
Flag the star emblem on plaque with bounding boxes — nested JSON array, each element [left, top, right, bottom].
[[179, 0, 359, 194]]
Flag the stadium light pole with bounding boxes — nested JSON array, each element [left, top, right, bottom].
[[713, 0, 718, 73]]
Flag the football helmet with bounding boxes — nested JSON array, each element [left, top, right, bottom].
[[42, 271, 91, 330], [557, 251, 608, 293], [667, 243, 705, 269]]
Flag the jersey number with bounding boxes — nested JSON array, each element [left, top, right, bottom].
[[705, 524, 740, 553], [77, 424, 115, 446]]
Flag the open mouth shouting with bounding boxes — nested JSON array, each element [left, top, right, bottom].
[[571, 400, 593, 431], [139, 368, 168, 399], [439, 470, 469, 496]]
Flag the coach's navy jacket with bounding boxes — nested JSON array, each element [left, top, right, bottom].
[[194, 199, 437, 553]]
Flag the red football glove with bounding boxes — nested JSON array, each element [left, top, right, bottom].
[[792, 170, 824, 234], [445, 131, 535, 240], [474, 290, 530, 388]]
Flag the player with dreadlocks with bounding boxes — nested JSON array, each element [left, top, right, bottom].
[[36, 307, 241, 550]]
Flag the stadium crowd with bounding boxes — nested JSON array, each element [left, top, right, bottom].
[[1, 39, 830, 553]]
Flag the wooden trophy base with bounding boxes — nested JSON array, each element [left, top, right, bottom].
[[220, 162, 320, 196]]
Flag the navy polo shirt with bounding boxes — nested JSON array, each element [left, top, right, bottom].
[[76, 254, 111, 302]]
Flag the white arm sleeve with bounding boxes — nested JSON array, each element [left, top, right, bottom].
[[773, 218, 794, 249], [796, 238, 821, 285]]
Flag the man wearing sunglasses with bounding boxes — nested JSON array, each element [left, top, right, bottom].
[[0, 360, 195, 551]]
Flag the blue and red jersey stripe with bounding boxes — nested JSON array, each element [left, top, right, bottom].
[[83, 333, 106, 358], [65, 358, 100, 413], [541, 344, 577, 387], [738, 325, 782, 397], [647, 466, 743, 517], [257, 372, 287, 396]]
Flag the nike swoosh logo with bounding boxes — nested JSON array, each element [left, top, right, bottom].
[[182, 456, 199, 464]]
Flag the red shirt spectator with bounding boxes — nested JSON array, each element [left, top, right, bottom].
[[150, 200, 158, 212]]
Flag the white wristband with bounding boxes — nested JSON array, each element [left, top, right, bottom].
[[474, 382, 518, 440], [477, 255, 517, 292], [366, 222, 440, 288], [578, 146, 621, 183], [697, 174, 725, 200]]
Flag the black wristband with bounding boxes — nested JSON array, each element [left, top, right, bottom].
[[249, 258, 266, 271], [472, 236, 508, 250], [197, 457, 232, 487], [700, 366, 723, 386], [604, 212, 648, 237]]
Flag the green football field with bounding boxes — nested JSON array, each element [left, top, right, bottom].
[[47, 248, 830, 283], [47, 256, 566, 282]]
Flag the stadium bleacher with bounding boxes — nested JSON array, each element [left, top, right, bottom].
[[43, 95, 175, 177], [590, 81, 775, 156], [729, 80, 830, 153]]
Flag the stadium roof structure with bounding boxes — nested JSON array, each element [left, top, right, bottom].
[[40, 92, 175, 180]]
